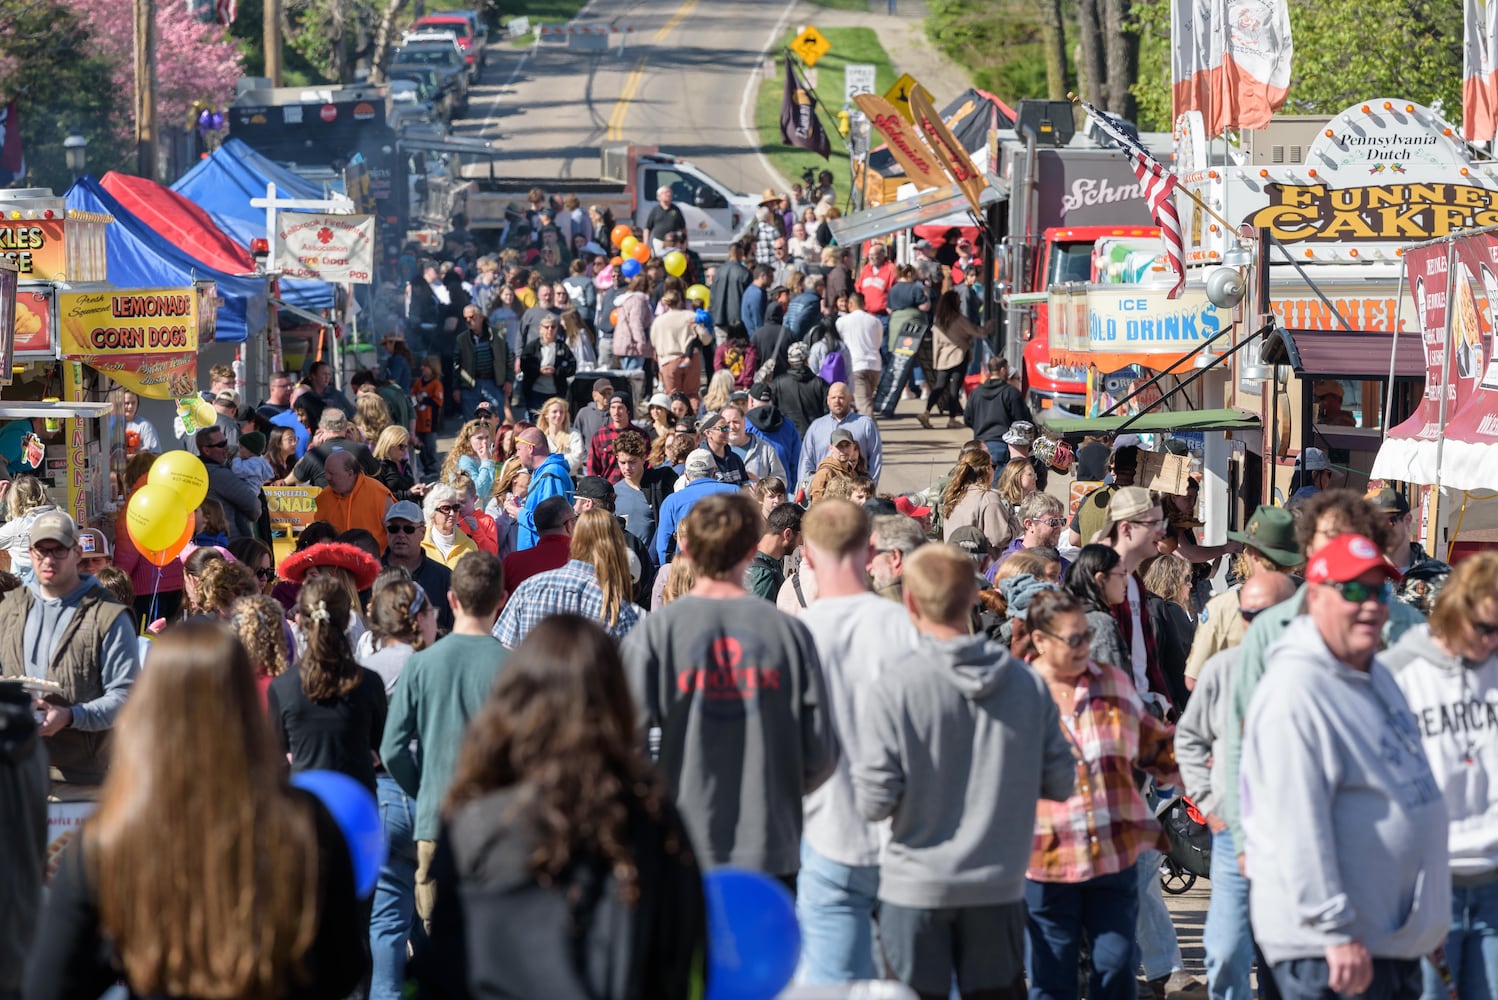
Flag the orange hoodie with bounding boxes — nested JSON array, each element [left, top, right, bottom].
[[313, 474, 395, 549]]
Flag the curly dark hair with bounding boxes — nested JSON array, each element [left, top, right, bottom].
[[443, 615, 668, 905], [296, 577, 359, 703], [1294, 488, 1392, 554]]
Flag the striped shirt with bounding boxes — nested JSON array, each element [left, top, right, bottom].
[[1027, 660, 1177, 883]]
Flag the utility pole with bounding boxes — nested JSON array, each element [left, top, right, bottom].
[[265, 0, 283, 85], [133, 0, 156, 179]]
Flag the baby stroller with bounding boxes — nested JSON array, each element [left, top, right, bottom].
[[1155, 794, 1213, 894]]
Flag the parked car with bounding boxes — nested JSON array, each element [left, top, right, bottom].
[[411, 13, 485, 72], [390, 37, 469, 113], [387, 64, 453, 121]]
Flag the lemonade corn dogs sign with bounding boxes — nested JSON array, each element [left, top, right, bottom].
[[57, 287, 202, 399]]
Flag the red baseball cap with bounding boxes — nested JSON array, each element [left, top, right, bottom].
[[1304, 534, 1402, 585], [895, 496, 932, 519]]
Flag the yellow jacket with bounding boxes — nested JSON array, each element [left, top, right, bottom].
[[421, 527, 479, 569]]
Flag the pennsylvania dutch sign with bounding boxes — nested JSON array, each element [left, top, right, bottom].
[[275, 213, 375, 284]]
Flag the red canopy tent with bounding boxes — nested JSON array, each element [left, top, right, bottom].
[[99, 170, 255, 274]]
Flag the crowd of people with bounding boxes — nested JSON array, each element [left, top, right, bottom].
[[0, 194, 1488, 1000]]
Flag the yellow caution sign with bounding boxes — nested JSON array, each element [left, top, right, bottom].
[[884, 72, 931, 123], [789, 25, 832, 67]]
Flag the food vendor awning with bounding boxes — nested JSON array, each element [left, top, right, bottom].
[[1040, 406, 1260, 436], [171, 139, 334, 310], [98, 171, 254, 274], [65, 177, 265, 344], [1260, 326, 1426, 379]]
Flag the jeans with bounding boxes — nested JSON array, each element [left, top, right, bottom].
[[1274, 957, 1421, 1000], [795, 840, 880, 984], [1422, 877, 1498, 1000], [984, 440, 1007, 465], [1136, 849, 1184, 981], [616, 355, 646, 371], [1026, 869, 1140, 1000], [1204, 829, 1254, 1000], [460, 376, 509, 420], [370, 774, 418, 1000]]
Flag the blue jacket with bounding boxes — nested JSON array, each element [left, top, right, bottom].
[[740, 285, 766, 332], [653, 478, 741, 565], [747, 414, 800, 483], [519, 453, 573, 550]]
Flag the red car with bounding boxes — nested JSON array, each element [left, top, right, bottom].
[[411, 14, 484, 71]]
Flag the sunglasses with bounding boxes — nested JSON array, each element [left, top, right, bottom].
[[1472, 619, 1498, 638], [1324, 580, 1394, 605], [1039, 630, 1091, 649], [389, 524, 420, 535], [254, 568, 275, 581], [433, 505, 460, 517]]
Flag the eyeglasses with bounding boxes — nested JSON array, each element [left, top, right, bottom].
[[389, 523, 420, 535], [1036, 517, 1067, 528], [203, 439, 227, 449], [1472, 619, 1498, 638], [31, 544, 73, 562], [1038, 630, 1091, 649], [1129, 517, 1165, 529], [1323, 580, 1394, 605], [254, 568, 275, 581], [433, 505, 460, 517]]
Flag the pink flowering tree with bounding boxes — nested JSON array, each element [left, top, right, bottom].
[[61, 0, 243, 140]]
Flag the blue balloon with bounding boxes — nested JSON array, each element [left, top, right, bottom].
[[291, 770, 386, 899], [703, 868, 800, 1000], [621, 258, 642, 279]]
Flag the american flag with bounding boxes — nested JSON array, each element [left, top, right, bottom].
[[1075, 97, 1185, 299], [216, 0, 237, 26]]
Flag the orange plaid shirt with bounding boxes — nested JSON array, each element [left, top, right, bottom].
[[1028, 661, 1178, 883]]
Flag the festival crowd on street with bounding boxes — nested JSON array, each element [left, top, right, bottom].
[[2, 184, 1492, 1000]]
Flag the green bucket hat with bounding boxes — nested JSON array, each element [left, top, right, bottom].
[[1227, 505, 1303, 568]]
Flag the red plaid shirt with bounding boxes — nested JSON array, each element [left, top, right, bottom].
[[587, 422, 629, 482], [1028, 661, 1177, 883]]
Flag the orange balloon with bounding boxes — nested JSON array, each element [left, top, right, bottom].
[[609, 308, 620, 326], [630, 242, 650, 263], [610, 224, 633, 248], [143, 517, 194, 568]]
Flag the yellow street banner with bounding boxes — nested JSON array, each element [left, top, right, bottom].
[[907, 86, 986, 215], [853, 93, 947, 190], [789, 25, 831, 67], [883, 73, 931, 124]]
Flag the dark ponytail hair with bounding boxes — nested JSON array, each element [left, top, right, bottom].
[[296, 577, 357, 702], [1063, 544, 1122, 614], [367, 579, 427, 651]]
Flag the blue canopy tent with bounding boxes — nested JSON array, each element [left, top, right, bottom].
[[172, 139, 337, 310], [65, 176, 268, 344]]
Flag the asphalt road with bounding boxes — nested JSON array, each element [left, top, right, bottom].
[[454, 0, 795, 195]]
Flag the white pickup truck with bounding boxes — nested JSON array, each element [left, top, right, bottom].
[[449, 144, 758, 260]]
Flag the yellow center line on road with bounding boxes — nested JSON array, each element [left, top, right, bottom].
[[652, 0, 699, 42], [607, 56, 649, 141]]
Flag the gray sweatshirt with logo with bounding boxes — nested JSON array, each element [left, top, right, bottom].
[[853, 633, 1076, 908], [622, 594, 837, 876], [1241, 616, 1450, 964]]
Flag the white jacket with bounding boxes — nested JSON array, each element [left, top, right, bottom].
[[1385, 623, 1498, 877]]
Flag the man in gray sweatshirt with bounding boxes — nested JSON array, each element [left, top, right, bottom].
[[854, 543, 1075, 999], [1242, 534, 1449, 1000], [0, 511, 138, 795]]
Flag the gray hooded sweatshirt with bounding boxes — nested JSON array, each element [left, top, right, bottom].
[[853, 633, 1075, 908], [1242, 616, 1450, 964]]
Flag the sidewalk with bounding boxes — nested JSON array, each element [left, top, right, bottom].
[[804, 0, 974, 105]]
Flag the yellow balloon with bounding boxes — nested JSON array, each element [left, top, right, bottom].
[[619, 235, 640, 258], [686, 283, 711, 309], [663, 250, 687, 277], [192, 398, 216, 429], [148, 450, 210, 509], [126, 485, 191, 552]]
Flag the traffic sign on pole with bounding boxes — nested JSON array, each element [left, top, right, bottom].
[[844, 63, 876, 103], [884, 72, 931, 124], [789, 25, 832, 67]]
